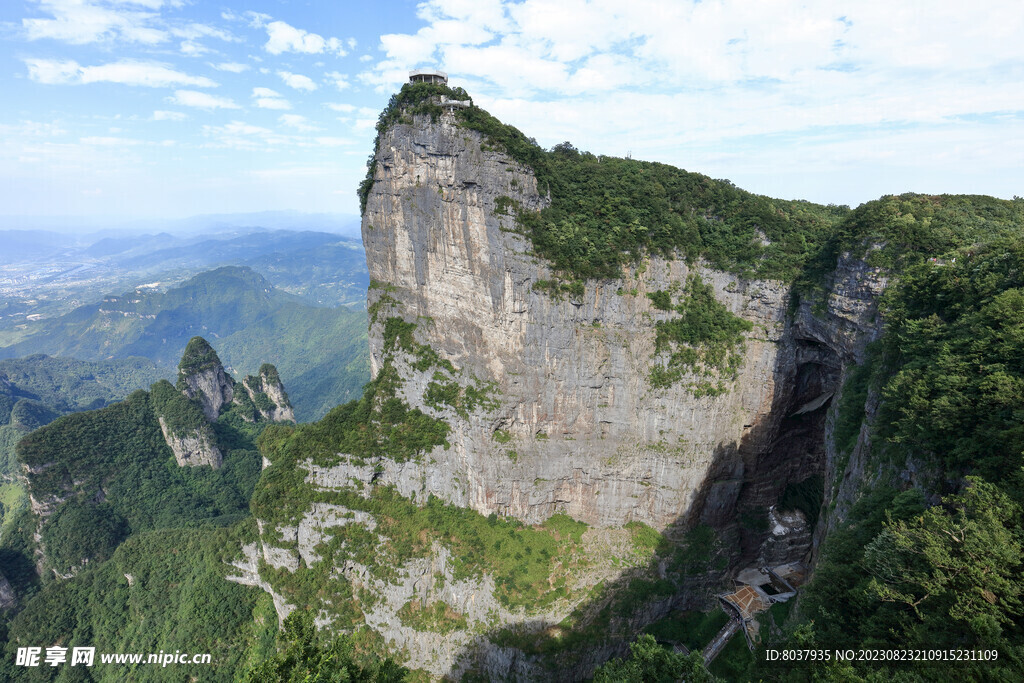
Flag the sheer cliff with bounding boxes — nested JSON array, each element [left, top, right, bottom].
[[360, 109, 794, 531], [244, 87, 898, 680], [246, 83, 1024, 681]]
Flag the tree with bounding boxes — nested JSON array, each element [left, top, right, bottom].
[[862, 478, 1024, 644], [242, 611, 408, 682], [592, 634, 717, 682]]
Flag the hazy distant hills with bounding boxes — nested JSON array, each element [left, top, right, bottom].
[[0, 226, 369, 328], [0, 210, 361, 240], [0, 266, 369, 422]]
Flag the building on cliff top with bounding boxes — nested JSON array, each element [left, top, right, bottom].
[[409, 68, 447, 84]]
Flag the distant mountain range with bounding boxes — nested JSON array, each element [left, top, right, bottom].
[[0, 210, 361, 239], [0, 266, 368, 423], [0, 226, 369, 332]]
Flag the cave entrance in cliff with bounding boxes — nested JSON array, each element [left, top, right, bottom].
[[738, 338, 840, 566]]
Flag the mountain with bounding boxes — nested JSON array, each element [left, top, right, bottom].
[[0, 354, 167, 544], [0, 227, 368, 331], [3, 84, 1023, 682], [0, 266, 369, 422], [242, 84, 1024, 680], [0, 340, 294, 681]]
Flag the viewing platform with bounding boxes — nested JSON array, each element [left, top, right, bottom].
[[409, 68, 448, 85], [704, 563, 805, 665]]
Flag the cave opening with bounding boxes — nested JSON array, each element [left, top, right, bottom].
[[735, 337, 841, 567]]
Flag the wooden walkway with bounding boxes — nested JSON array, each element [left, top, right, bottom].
[[702, 618, 741, 665]]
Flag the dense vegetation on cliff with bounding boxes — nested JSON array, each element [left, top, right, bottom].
[[0, 343, 303, 681], [364, 82, 847, 283], [776, 230, 1024, 680], [647, 275, 753, 394], [3, 523, 267, 682], [0, 355, 165, 480]]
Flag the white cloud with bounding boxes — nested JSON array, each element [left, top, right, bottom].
[[278, 70, 317, 91], [25, 58, 217, 88], [169, 90, 239, 109], [244, 11, 272, 28], [170, 22, 234, 42], [23, 0, 170, 45], [326, 103, 356, 113], [179, 40, 211, 56], [252, 87, 291, 110], [279, 114, 320, 132], [153, 110, 187, 121], [79, 136, 145, 146], [213, 62, 249, 73], [263, 20, 347, 56], [255, 99, 291, 110], [23, 58, 81, 85], [363, 0, 1024, 95], [325, 71, 350, 91], [253, 98, 290, 109], [358, 0, 1024, 151], [202, 120, 290, 150]]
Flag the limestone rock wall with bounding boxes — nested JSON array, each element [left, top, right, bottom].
[[801, 250, 891, 552], [157, 416, 223, 468], [180, 365, 234, 421], [240, 370, 295, 423], [360, 112, 794, 530]]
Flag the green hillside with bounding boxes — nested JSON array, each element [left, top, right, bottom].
[[2, 344, 262, 680], [0, 355, 165, 420], [0, 355, 168, 537], [0, 343, 397, 682]]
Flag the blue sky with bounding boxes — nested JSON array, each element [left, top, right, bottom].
[[1, 1, 1022, 224]]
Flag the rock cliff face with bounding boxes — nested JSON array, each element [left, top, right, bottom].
[[795, 252, 890, 552], [250, 103, 891, 679], [360, 112, 798, 533], [160, 338, 293, 467], [157, 415, 222, 468], [178, 337, 235, 422], [239, 366, 296, 423]]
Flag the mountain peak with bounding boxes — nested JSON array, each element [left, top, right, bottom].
[[176, 336, 233, 421], [178, 336, 222, 376]]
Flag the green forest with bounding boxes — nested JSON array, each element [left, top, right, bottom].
[[772, 231, 1024, 681], [0, 343, 355, 681]]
